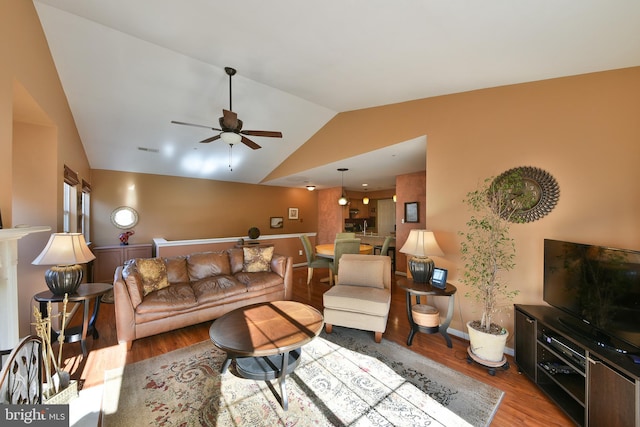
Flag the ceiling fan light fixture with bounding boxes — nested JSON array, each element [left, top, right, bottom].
[[220, 132, 241, 145]]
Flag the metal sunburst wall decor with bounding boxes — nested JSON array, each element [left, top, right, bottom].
[[493, 166, 560, 223]]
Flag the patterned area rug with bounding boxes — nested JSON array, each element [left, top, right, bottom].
[[102, 328, 503, 426]]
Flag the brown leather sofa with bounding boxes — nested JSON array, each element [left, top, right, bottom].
[[113, 247, 293, 350]]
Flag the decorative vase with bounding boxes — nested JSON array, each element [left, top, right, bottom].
[[119, 230, 134, 245], [247, 227, 260, 240], [467, 320, 508, 363]]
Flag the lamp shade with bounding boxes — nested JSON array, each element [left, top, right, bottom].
[[32, 233, 95, 266], [399, 230, 444, 283], [32, 233, 95, 295], [399, 230, 444, 257]]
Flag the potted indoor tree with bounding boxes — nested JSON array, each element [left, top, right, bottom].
[[459, 170, 535, 364]]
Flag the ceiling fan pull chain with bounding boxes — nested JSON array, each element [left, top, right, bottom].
[[228, 143, 233, 171]]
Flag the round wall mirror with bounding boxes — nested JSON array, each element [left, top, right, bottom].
[[111, 206, 139, 229]]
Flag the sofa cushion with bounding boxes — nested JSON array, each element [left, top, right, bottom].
[[191, 275, 247, 304], [187, 252, 231, 280], [137, 258, 170, 296], [227, 248, 244, 274], [122, 261, 144, 308], [164, 256, 189, 283], [242, 246, 274, 272], [337, 259, 385, 288], [323, 285, 390, 316], [136, 283, 197, 314], [235, 271, 284, 292]]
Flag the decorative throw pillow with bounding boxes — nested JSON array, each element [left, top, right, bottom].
[[136, 258, 170, 296], [242, 246, 274, 273], [337, 259, 385, 288]]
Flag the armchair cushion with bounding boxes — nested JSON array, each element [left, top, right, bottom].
[[337, 259, 385, 288], [323, 286, 390, 316]]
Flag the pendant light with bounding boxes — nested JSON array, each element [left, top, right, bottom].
[[362, 187, 369, 205], [337, 168, 349, 206]]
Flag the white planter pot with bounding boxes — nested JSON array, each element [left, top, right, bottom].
[[467, 321, 508, 363]]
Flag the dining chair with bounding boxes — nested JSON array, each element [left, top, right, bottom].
[[375, 236, 396, 271], [329, 238, 361, 286], [0, 335, 43, 404], [299, 235, 331, 285], [336, 232, 356, 239]]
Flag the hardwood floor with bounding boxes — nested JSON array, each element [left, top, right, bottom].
[[60, 266, 574, 426]]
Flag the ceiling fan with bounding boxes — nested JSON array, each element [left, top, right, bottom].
[[171, 67, 282, 150]]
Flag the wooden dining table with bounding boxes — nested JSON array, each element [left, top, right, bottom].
[[315, 243, 374, 284], [315, 243, 374, 259]]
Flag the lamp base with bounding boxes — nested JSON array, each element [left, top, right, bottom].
[[408, 256, 434, 283], [44, 264, 83, 296]]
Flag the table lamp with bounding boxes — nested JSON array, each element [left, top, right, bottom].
[[32, 233, 96, 295], [399, 230, 444, 283]]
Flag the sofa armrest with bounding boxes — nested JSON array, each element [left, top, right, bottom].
[[113, 266, 136, 347], [270, 253, 287, 278], [271, 254, 293, 300]]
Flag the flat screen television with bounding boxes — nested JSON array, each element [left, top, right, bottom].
[[543, 239, 640, 354]]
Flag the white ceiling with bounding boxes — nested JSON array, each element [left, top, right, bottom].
[[32, 0, 640, 191]]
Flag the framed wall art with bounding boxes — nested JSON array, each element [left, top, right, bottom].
[[404, 202, 419, 223], [270, 217, 284, 229], [288, 208, 299, 220]]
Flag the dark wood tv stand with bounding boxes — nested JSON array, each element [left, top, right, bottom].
[[514, 304, 639, 427]]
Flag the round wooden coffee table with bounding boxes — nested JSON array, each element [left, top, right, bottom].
[[209, 301, 324, 410]]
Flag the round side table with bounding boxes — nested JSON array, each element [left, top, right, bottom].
[[34, 283, 112, 357], [397, 278, 457, 348]]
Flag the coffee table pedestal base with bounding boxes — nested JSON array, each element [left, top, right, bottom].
[[221, 349, 302, 410]]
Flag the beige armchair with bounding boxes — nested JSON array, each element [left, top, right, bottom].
[[323, 254, 392, 343]]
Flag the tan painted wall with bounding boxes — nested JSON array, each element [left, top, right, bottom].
[[1, 0, 91, 337], [271, 67, 640, 341], [90, 169, 319, 247], [395, 171, 427, 276]]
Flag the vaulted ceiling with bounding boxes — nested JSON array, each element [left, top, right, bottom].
[[33, 0, 640, 190]]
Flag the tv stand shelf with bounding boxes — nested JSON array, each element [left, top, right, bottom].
[[515, 305, 639, 427]]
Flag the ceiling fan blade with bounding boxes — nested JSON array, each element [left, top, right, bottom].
[[222, 109, 238, 129], [241, 135, 261, 150], [171, 120, 221, 131], [200, 134, 222, 144], [241, 130, 283, 138]]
